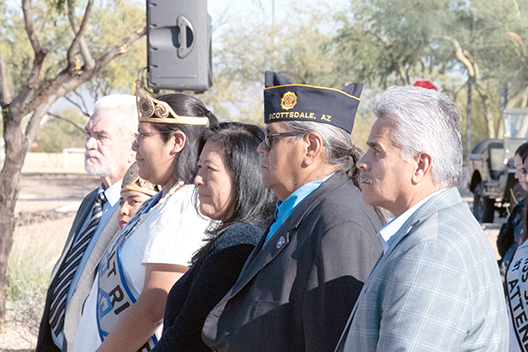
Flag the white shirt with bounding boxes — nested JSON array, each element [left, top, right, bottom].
[[74, 185, 209, 352], [377, 189, 444, 254]]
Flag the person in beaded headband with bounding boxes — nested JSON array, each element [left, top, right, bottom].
[[133, 81, 218, 191], [117, 162, 161, 230], [74, 84, 216, 352]]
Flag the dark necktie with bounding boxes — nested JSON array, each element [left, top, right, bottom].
[[48, 191, 106, 337]]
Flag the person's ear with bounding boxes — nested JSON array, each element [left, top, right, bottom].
[[412, 152, 433, 184], [170, 131, 187, 154], [303, 131, 324, 166]]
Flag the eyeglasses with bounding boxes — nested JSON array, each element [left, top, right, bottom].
[[264, 132, 305, 149], [134, 131, 172, 143]]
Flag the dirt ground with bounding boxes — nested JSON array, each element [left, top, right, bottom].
[[0, 174, 505, 351], [1, 173, 99, 352]]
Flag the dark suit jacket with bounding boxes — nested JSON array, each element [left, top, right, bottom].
[[202, 172, 383, 352], [36, 187, 120, 352]]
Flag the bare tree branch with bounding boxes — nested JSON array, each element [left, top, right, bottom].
[[67, 0, 93, 71], [72, 89, 91, 115], [94, 26, 146, 68], [0, 54, 14, 106], [47, 112, 86, 132], [65, 96, 89, 116], [474, 84, 496, 138], [21, 25, 146, 138], [21, 0, 48, 88], [454, 81, 468, 102], [65, 93, 90, 116], [68, 0, 95, 69], [445, 36, 476, 78]]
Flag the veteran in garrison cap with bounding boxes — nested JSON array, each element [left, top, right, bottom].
[[202, 71, 384, 352]]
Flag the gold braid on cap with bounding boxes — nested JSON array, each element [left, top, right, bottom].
[[135, 80, 209, 125]]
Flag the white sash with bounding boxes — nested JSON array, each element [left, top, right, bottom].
[[507, 241, 528, 352], [96, 192, 161, 351]]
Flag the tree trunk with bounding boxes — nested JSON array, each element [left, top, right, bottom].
[[497, 84, 508, 139], [477, 90, 496, 139], [0, 109, 27, 321], [0, 25, 146, 321]]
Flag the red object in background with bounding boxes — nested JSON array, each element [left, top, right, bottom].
[[413, 80, 437, 91]]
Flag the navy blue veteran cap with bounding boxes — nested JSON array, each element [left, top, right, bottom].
[[264, 71, 363, 134]]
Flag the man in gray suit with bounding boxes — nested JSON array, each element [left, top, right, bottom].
[[37, 94, 137, 352], [335, 85, 508, 351], [202, 71, 383, 352]]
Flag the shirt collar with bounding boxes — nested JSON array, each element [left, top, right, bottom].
[[263, 173, 334, 245], [274, 173, 334, 224], [377, 189, 443, 254], [99, 179, 123, 207]]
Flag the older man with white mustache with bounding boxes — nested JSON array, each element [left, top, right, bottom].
[[37, 95, 138, 352]]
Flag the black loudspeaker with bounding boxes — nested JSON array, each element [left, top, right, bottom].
[[147, 0, 212, 93]]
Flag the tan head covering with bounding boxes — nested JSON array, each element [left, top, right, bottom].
[[121, 162, 161, 196]]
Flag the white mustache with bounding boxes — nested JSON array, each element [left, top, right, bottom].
[[85, 150, 102, 160]]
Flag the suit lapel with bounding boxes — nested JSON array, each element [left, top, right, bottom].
[[49, 189, 99, 283], [63, 204, 121, 343], [335, 188, 465, 351], [222, 172, 349, 302], [382, 188, 462, 260]]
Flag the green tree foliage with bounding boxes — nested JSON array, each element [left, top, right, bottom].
[[334, 0, 452, 87], [81, 0, 146, 99], [333, 0, 528, 146], [199, 3, 372, 135]]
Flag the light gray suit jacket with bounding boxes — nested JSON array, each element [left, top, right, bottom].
[[37, 188, 121, 352], [335, 187, 508, 352]]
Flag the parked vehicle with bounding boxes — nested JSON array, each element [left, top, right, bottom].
[[467, 108, 528, 223]]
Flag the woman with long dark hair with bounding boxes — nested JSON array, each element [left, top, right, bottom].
[[75, 86, 217, 352], [497, 142, 528, 281], [151, 122, 276, 352]]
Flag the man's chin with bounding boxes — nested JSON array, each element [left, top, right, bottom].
[[261, 176, 273, 191], [360, 191, 377, 207], [85, 162, 112, 177]]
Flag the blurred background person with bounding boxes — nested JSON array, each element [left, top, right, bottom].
[[74, 87, 217, 352], [117, 162, 161, 230], [497, 142, 528, 281], [505, 147, 528, 352], [37, 94, 137, 352], [152, 122, 275, 352]]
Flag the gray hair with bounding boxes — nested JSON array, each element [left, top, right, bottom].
[[373, 86, 463, 188], [282, 120, 362, 187], [93, 94, 137, 140]]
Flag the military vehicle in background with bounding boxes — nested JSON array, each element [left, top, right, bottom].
[[467, 107, 528, 223]]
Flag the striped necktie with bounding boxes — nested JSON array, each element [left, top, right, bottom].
[[49, 191, 106, 337]]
